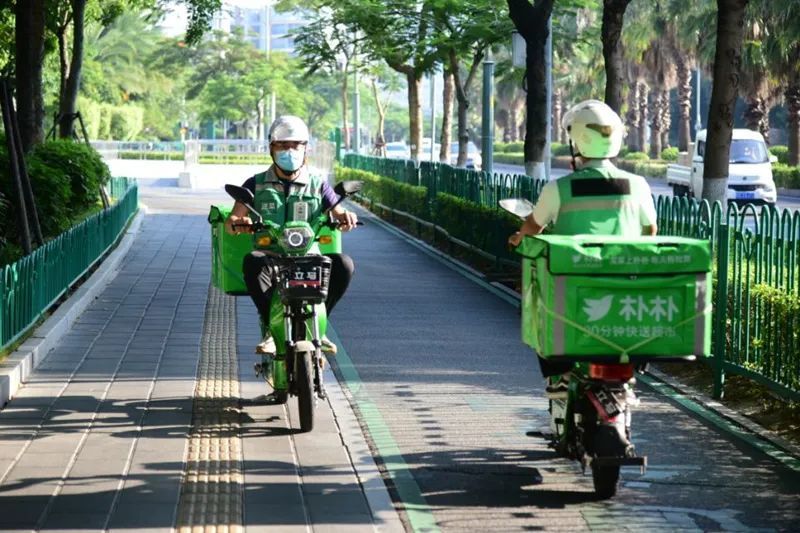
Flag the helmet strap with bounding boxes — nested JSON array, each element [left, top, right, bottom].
[[568, 140, 577, 171]]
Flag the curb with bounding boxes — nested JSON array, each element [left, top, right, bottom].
[[324, 362, 407, 533], [352, 201, 800, 468], [0, 207, 146, 407]]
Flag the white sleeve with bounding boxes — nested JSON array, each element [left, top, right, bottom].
[[531, 181, 560, 227], [637, 179, 658, 227]]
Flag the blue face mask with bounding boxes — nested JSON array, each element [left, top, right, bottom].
[[275, 148, 305, 172]]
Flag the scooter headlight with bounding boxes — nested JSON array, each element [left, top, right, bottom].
[[281, 227, 314, 250]]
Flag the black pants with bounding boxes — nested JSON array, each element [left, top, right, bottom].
[[242, 251, 355, 322], [538, 356, 574, 378]]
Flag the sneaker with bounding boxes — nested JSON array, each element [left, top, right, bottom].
[[320, 335, 337, 355], [256, 333, 276, 354], [545, 374, 570, 399]]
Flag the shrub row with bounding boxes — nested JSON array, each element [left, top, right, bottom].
[[772, 163, 800, 189], [336, 167, 428, 219], [769, 145, 789, 165], [0, 139, 111, 264], [335, 166, 518, 259]]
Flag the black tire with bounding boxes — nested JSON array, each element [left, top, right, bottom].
[[591, 463, 621, 499], [273, 390, 289, 404], [297, 350, 314, 432], [590, 425, 626, 499]]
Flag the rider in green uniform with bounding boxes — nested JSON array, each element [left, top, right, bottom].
[[225, 116, 358, 355], [508, 99, 658, 396]]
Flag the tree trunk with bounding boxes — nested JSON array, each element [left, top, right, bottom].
[[602, 0, 632, 114], [15, 0, 47, 152], [661, 90, 671, 150], [371, 79, 386, 156], [450, 48, 482, 167], [787, 83, 800, 166], [703, 0, 749, 205], [625, 82, 641, 152], [341, 69, 350, 150], [508, 0, 553, 179], [407, 72, 422, 160], [59, 0, 87, 139], [676, 56, 692, 151], [742, 96, 768, 142], [649, 92, 663, 159], [638, 83, 649, 154], [440, 70, 454, 162]]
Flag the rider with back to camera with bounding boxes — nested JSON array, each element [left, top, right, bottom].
[[224, 115, 358, 356], [507, 99, 658, 397]]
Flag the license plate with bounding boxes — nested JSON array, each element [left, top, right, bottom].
[[737, 192, 755, 200], [288, 265, 322, 287]]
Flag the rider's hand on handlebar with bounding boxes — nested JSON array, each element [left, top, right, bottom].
[[508, 232, 523, 248], [225, 214, 254, 235], [332, 210, 358, 232]]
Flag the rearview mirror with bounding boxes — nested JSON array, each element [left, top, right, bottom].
[[225, 184, 255, 206], [769, 154, 778, 164], [334, 180, 363, 197], [499, 198, 534, 220]]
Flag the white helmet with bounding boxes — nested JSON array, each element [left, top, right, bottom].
[[268, 115, 309, 143], [562, 99, 623, 159]]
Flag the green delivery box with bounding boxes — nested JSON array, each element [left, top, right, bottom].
[[518, 234, 712, 363], [208, 204, 343, 295], [209, 205, 253, 294]]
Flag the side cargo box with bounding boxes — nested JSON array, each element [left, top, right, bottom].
[[208, 205, 343, 295], [208, 205, 253, 294], [518, 234, 712, 363]]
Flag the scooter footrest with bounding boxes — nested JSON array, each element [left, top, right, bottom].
[[593, 456, 647, 468]]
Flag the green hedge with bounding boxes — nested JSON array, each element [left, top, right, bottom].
[[617, 159, 668, 178], [0, 139, 110, 251], [769, 145, 789, 165], [660, 147, 679, 162], [551, 142, 572, 156], [434, 192, 519, 257], [624, 151, 650, 161], [773, 163, 800, 189], [336, 166, 428, 219], [493, 152, 525, 165]]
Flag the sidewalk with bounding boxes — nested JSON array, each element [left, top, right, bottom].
[[0, 210, 402, 532]]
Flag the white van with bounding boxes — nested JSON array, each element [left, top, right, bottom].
[[665, 129, 777, 204]]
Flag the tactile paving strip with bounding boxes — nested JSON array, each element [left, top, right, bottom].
[[176, 286, 243, 532]]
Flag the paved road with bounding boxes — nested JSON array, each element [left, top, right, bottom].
[[330, 203, 800, 531], [494, 162, 800, 212], [0, 180, 397, 532]]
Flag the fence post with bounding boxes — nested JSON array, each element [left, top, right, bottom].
[[712, 222, 730, 399]]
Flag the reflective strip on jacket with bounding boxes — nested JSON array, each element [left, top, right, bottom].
[[552, 166, 649, 236]]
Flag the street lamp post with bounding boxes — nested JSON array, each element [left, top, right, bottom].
[[353, 68, 361, 154], [430, 67, 437, 162], [481, 56, 494, 175]]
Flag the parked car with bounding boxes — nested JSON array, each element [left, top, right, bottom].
[[384, 141, 410, 159], [449, 141, 482, 170], [665, 129, 777, 204]]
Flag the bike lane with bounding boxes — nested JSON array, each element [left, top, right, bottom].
[[329, 204, 800, 532], [0, 186, 401, 532]]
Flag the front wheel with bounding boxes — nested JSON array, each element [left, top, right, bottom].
[[296, 350, 314, 432]]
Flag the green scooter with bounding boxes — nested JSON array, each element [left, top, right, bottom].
[[225, 180, 362, 433], [501, 198, 711, 498]]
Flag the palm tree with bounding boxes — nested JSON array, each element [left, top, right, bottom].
[[762, 0, 800, 164]]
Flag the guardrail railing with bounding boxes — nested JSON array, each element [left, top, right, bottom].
[[1, 178, 139, 352], [343, 153, 800, 401]]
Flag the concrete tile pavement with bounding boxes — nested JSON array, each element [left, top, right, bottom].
[[0, 201, 403, 532]]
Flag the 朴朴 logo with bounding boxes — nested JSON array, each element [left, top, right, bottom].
[[583, 295, 614, 322]]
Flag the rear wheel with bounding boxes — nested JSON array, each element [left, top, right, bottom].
[[590, 425, 625, 499], [296, 350, 314, 432]]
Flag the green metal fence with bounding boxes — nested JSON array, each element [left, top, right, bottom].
[[343, 154, 800, 401], [0, 178, 139, 352]]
